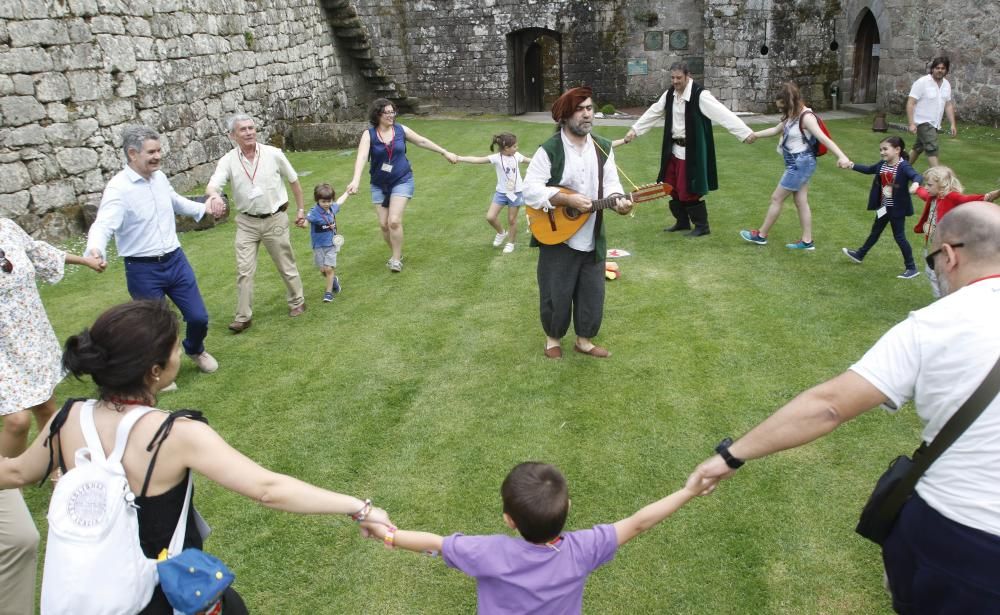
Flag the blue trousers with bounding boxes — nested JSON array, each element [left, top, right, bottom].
[[124, 249, 209, 356], [883, 494, 1000, 614], [856, 214, 915, 270]]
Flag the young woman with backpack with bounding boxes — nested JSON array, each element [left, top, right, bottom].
[[0, 300, 392, 614], [739, 81, 852, 250]]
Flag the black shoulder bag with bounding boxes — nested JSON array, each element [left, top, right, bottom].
[[856, 353, 1000, 545]]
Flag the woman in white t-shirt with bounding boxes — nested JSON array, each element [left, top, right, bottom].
[[739, 82, 851, 250], [456, 133, 532, 254]]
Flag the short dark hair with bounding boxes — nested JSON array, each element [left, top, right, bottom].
[[880, 135, 909, 161], [669, 62, 691, 75], [314, 183, 335, 201], [63, 300, 179, 406], [500, 462, 569, 543], [929, 56, 950, 73], [368, 98, 395, 126]]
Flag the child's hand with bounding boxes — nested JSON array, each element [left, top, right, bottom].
[[359, 520, 389, 540], [985, 189, 999, 202], [909, 182, 919, 194], [923, 222, 930, 234], [836, 157, 852, 169], [684, 469, 719, 497]]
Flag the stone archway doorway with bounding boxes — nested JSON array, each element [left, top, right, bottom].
[[851, 10, 880, 104], [508, 28, 562, 114]]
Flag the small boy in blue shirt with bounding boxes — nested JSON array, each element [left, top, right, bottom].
[[305, 183, 349, 302]]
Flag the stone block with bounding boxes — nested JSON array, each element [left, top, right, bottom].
[[11, 74, 34, 95], [0, 161, 31, 192], [8, 20, 70, 47], [50, 43, 103, 71], [69, 0, 100, 16], [0, 47, 54, 74], [56, 147, 99, 174], [97, 34, 137, 72], [124, 16, 153, 37], [0, 190, 31, 217], [35, 209, 86, 245], [0, 95, 46, 126], [95, 98, 135, 126], [68, 71, 114, 100], [288, 122, 366, 150], [0, 0, 19, 19], [5, 124, 46, 147], [0, 75, 11, 95], [66, 18, 94, 43], [79, 168, 106, 192], [30, 180, 78, 214], [46, 102, 70, 122], [35, 73, 72, 102]]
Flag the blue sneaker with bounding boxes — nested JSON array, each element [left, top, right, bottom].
[[323, 291, 334, 302], [786, 240, 815, 250], [897, 269, 920, 279], [842, 248, 863, 263], [740, 229, 767, 245], [332, 276, 341, 293]]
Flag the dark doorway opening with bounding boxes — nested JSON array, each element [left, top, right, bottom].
[[509, 28, 562, 115], [851, 10, 880, 104]]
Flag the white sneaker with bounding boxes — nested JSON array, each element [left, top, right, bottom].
[[492, 231, 508, 247], [502, 242, 515, 254], [160, 381, 179, 393], [187, 351, 219, 373]]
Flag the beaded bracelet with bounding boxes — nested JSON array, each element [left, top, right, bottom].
[[383, 526, 398, 549], [349, 498, 372, 522]]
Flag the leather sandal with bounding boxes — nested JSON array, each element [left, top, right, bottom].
[[544, 345, 563, 359], [573, 344, 610, 358]]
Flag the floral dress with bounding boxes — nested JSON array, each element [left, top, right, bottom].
[[0, 218, 66, 416]]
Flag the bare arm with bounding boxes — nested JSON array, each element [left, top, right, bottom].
[[361, 522, 445, 553], [455, 155, 491, 164], [0, 415, 62, 489], [613, 472, 711, 546], [65, 252, 105, 273], [692, 371, 889, 483], [403, 126, 457, 163], [906, 97, 918, 133], [346, 130, 372, 194], [801, 113, 850, 167], [290, 180, 306, 227], [754, 121, 784, 139], [945, 101, 957, 136]]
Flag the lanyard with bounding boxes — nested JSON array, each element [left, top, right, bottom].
[[238, 146, 259, 184], [501, 155, 516, 178], [376, 126, 395, 163]]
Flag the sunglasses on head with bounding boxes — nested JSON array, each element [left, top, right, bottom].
[[0, 249, 12, 274], [925, 242, 964, 271]]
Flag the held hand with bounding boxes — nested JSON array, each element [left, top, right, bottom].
[[614, 197, 634, 215], [362, 506, 394, 535], [359, 519, 389, 540], [346, 180, 359, 195], [444, 151, 458, 164], [80, 254, 106, 273], [623, 129, 637, 144], [208, 196, 227, 218], [985, 190, 999, 203], [909, 182, 919, 195], [695, 454, 739, 484], [85, 248, 108, 271], [744, 133, 757, 144], [684, 468, 720, 497], [294, 211, 307, 228], [949, 125, 957, 137], [908, 122, 917, 135], [837, 158, 853, 170]]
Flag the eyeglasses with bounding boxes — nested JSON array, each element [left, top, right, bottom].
[[381, 110, 396, 116], [925, 242, 964, 271], [0, 249, 12, 274]]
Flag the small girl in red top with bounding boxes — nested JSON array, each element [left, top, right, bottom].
[[911, 165, 999, 296]]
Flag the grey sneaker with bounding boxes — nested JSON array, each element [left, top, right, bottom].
[[187, 351, 218, 373], [842, 248, 863, 263], [897, 269, 920, 279], [388, 259, 403, 272]]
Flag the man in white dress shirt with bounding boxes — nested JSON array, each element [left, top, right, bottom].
[[624, 62, 755, 236], [907, 56, 957, 168], [87, 125, 226, 378]]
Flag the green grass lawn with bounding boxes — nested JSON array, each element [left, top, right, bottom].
[[25, 115, 999, 613]]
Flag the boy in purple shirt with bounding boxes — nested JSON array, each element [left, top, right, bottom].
[[361, 462, 711, 614]]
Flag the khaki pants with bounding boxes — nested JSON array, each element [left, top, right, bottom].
[[0, 489, 38, 615], [234, 210, 304, 322]]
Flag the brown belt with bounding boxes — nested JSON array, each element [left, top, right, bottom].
[[241, 203, 287, 219]]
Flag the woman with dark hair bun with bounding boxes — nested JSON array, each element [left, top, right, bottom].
[[0, 300, 393, 614], [345, 98, 458, 272]]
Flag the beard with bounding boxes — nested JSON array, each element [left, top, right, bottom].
[[565, 118, 592, 137]]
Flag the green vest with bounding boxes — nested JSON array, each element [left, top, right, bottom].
[[532, 130, 612, 263]]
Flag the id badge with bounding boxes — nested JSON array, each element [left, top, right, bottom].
[[882, 185, 892, 198], [248, 185, 264, 199], [876, 205, 887, 218], [381, 163, 393, 173], [505, 191, 518, 203], [505, 179, 515, 191]]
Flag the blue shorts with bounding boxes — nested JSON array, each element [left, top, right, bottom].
[[778, 150, 817, 191], [492, 191, 524, 207], [371, 176, 415, 206]]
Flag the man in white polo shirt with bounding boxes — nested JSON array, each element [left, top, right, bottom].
[[907, 56, 957, 168], [206, 114, 307, 333], [691, 202, 1000, 611]]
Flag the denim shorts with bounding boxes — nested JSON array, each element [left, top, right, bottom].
[[371, 176, 415, 206], [492, 191, 524, 207], [779, 150, 817, 191]]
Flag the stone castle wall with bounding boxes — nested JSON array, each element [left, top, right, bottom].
[[0, 0, 362, 242]]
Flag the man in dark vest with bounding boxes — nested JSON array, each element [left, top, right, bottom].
[[624, 63, 756, 236], [523, 86, 633, 359]]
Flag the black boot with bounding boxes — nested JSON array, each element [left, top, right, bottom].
[[684, 201, 710, 236], [663, 199, 691, 232]]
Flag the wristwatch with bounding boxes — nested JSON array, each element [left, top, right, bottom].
[[715, 438, 745, 469]]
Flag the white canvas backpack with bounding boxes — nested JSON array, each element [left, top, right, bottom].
[[41, 400, 159, 615]]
